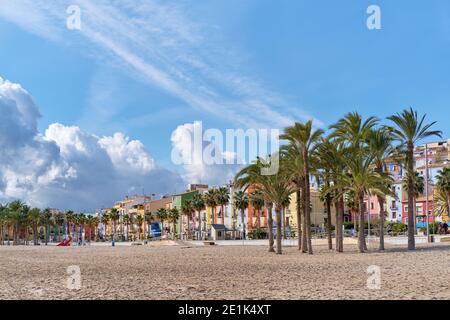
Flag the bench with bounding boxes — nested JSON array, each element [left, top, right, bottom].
[[203, 241, 216, 246], [440, 237, 450, 243]]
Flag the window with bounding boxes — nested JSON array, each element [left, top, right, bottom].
[[391, 201, 396, 209], [371, 203, 374, 210], [405, 206, 408, 212]]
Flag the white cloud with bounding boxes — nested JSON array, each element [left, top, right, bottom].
[[171, 122, 242, 186], [0, 77, 184, 210], [98, 132, 155, 173]]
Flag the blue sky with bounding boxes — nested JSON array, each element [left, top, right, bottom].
[[0, 0, 450, 209], [1, 1, 450, 158]]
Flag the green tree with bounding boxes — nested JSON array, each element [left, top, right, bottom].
[[144, 211, 153, 240], [41, 208, 53, 245], [281, 133, 306, 251], [28, 208, 41, 245], [216, 187, 230, 224], [100, 212, 110, 240], [109, 208, 120, 241], [204, 189, 218, 224], [250, 190, 265, 230], [366, 128, 395, 250], [235, 156, 285, 253], [192, 193, 205, 237], [233, 191, 249, 240], [436, 167, 450, 215], [181, 200, 195, 239], [135, 215, 144, 240], [281, 120, 324, 254], [388, 108, 442, 250], [168, 208, 180, 239], [334, 151, 392, 253], [156, 208, 168, 236]]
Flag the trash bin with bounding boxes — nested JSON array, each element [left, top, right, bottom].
[[428, 235, 434, 243]]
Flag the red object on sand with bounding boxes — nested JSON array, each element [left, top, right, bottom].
[[57, 235, 73, 247]]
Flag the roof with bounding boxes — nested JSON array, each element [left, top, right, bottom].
[[211, 224, 227, 231]]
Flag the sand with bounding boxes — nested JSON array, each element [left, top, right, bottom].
[[0, 241, 449, 300]]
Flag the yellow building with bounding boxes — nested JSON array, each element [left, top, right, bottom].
[[285, 189, 337, 230]]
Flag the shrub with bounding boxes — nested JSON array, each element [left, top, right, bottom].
[[343, 222, 354, 230]]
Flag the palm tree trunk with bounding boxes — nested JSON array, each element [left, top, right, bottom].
[[407, 143, 415, 250], [45, 225, 48, 245], [296, 190, 302, 250], [276, 207, 282, 254], [358, 193, 366, 253], [197, 210, 201, 236], [303, 149, 313, 254], [173, 221, 176, 240], [326, 197, 332, 250], [301, 186, 308, 253], [241, 208, 245, 240], [187, 215, 190, 239], [335, 195, 345, 252], [266, 202, 275, 252], [33, 224, 38, 245], [378, 196, 385, 251]]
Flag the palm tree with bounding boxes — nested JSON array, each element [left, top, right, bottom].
[[92, 216, 100, 241], [319, 185, 333, 250], [109, 208, 120, 242], [233, 191, 249, 240], [216, 187, 230, 224], [345, 190, 359, 228], [85, 215, 93, 242], [235, 156, 282, 253], [403, 171, 425, 234], [330, 113, 379, 252], [76, 213, 86, 244], [388, 108, 442, 250], [192, 193, 205, 238], [1, 206, 12, 245], [366, 128, 395, 250], [315, 139, 347, 252], [41, 208, 53, 245], [204, 189, 218, 224], [168, 208, 180, 239], [281, 134, 306, 251], [136, 215, 144, 240], [100, 212, 110, 240], [54, 212, 65, 242], [28, 208, 41, 245], [156, 208, 168, 236], [250, 190, 265, 230], [181, 200, 195, 239], [434, 188, 450, 221], [334, 150, 392, 253], [0, 205, 7, 245], [144, 211, 153, 240], [265, 173, 293, 254], [281, 120, 324, 254], [9, 200, 25, 245], [65, 210, 75, 239], [436, 167, 450, 215], [123, 214, 131, 241]]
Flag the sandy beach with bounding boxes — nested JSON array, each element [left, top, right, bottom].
[[0, 242, 449, 300]]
